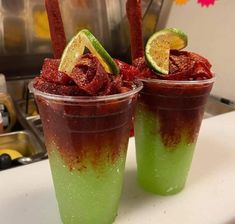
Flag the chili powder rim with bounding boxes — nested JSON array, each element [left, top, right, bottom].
[[139, 74, 215, 86], [29, 80, 143, 102]]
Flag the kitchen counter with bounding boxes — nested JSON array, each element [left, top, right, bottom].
[[1, 111, 235, 224]]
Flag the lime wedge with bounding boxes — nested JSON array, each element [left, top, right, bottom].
[[145, 28, 188, 74], [59, 29, 119, 75]]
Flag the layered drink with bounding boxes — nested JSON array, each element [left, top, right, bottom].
[[134, 51, 214, 195], [30, 29, 142, 223], [126, 0, 214, 195]]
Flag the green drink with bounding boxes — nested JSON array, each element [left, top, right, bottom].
[[135, 78, 214, 195], [48, 147, 126, 223], [30, 80, 141, 223]]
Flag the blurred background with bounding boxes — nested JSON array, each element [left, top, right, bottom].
[[0, 0, 165, 78]]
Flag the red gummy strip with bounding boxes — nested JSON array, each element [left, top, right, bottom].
[[133, 50, 213, 80], [114, 59, 140, 81], [70, 54, 111, 96], [126, 0, 144, 63], [41, 58, 73, 85], [45, 0, 67, 59]]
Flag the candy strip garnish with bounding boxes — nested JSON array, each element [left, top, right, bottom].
[[45, 0, 67, 59], [126, 0, 144, 62]]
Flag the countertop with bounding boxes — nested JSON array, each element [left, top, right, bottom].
[[1, 112, 235, 224]]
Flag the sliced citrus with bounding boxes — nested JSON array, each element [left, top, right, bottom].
[[59, 29, 119, 75], [145, 28, 188, 74]]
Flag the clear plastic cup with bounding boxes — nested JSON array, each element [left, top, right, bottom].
[[134, 78, 214, 195], [29, 80, 142, 224]]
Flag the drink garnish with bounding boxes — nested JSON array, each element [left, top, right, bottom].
[[126, 0, 144, 62], [45, 0, 66, 59], [145, 28, 188, 75], [59, 29, 119, 75]]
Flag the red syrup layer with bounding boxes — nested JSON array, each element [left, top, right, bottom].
[[138, 80, 213, 148], [33, 54, 139, 169], [36, 94, 136, 170]]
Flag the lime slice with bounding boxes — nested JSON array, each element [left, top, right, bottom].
[[145, 28, 188, 74], [59, 29, 119, 75]]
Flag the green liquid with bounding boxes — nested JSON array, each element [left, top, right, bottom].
[[49, 147, 126, 224], [135, 106, 196, 195]]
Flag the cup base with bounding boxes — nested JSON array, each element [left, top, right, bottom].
[[137, 175, 185, 196], [49, 148, 125, 224], [60, 213, 117, 224]]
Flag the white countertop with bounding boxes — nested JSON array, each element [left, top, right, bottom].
[[1, 112, 235, 224]]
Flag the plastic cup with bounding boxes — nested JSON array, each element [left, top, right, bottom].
[[29, 80, 142, 224], [134, 78, 214, 195]]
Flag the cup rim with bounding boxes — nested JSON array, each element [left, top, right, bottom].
[[138, 75, 215, 85], [28, 79, 143, 102]]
